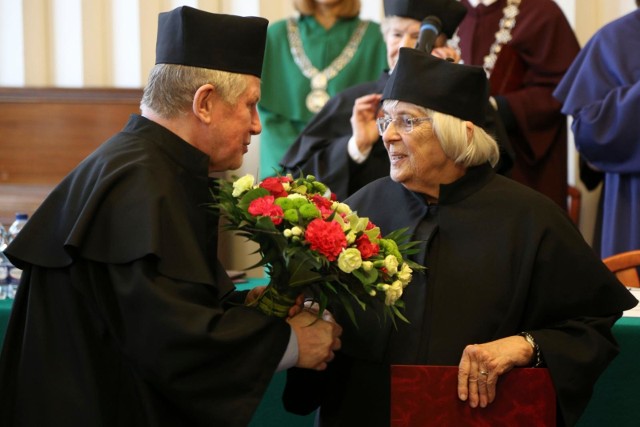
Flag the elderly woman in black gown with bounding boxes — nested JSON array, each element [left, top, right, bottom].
[[283, 47, 637, 427]]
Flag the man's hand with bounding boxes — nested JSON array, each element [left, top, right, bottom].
[[247, 289, 305, 318], [287, 310, 342, 371], [245, 286, 266, 305]]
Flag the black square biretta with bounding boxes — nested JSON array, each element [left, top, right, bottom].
[[383, 0, 467, 38], [382, 48, 488, 126], [155, 6, 269, 78]]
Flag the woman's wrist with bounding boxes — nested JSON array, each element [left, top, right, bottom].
[[518, 331, 543, 367]]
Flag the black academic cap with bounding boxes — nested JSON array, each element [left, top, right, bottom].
[[383, 0, 467, 38], [155, 6, 269, 78], [382, 48, 488, 126]]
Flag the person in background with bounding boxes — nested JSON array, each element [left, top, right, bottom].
[[258, 0, 388, 180], [554, 4, 640, 259], [282, 47, 637, 427], [455, 0, 580, 209], [0, 7, 341, 427], [280, 0, 513, 201]]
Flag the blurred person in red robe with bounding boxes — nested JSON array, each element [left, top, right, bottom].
[[455, 0, 580, 208]]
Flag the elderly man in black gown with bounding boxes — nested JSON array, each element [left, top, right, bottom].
[[0, 7, 341, 427]]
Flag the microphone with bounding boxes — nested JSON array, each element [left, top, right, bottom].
[[415, 16, 442, 53]]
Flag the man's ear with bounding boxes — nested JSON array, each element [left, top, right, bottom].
[[192, 84, 216, 124]]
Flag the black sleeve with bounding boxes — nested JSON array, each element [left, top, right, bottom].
[[96, 258, 290, 425]]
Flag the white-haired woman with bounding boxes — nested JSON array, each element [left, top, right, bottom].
[[283, 47, 637, 427]]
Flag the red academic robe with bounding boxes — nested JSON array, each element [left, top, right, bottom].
[[457, 0, 580, 208]]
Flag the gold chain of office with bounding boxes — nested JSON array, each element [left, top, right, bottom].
[[287, 17, 369, 113], [448, 0, 521, 77]]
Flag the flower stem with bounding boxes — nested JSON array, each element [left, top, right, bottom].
[[255, 286, 296, 318]]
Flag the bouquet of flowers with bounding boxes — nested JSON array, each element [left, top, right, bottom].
[[211, 173, 424, 326]]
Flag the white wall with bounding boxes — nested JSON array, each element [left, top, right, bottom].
[[2, 0, 635, 88]]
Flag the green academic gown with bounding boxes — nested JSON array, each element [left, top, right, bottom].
[[258, 15, 387, 180]]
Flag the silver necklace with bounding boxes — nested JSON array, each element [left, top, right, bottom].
[[287, 17, 369, 113], [448, 0, 521, 77]]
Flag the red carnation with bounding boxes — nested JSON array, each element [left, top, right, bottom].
[[366, 220, 382, 239], [304, 218, 347, 261], [356, 234, 379, 259], [248, 195, 284, 225], [260, 177, 288, 198], [311, 194, 335, 218]]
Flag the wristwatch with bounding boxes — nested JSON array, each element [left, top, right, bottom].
[[518, 331, 543, 367]]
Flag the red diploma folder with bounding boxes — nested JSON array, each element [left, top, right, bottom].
[[391, 365, 556, 427]]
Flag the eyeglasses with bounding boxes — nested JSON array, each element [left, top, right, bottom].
[[375, 115, 432, 135]]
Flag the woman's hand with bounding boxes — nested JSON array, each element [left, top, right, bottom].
[[301, 299, 336, 322], [457, 335, 535, 408]]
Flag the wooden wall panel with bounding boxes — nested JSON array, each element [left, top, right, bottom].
[[0, 87, 142, 225]]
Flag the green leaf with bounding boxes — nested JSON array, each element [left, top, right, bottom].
[[352, 267, 379, 285], [335, 291, 359, 329], [391, 304, 410, 324]]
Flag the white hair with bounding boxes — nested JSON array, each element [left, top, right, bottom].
[[382, 100, 500, 167]]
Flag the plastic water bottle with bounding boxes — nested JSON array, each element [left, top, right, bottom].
[[8, 213, 28, 241], [5, 213, 28, 298], [0, 224, 10, 299]]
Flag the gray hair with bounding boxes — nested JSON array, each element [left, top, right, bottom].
[[383, 100, 500, 168], [140, 64, 248, 118]]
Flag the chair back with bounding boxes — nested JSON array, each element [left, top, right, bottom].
[[603, 250, 640, 288], [567, 185, 581, 225]]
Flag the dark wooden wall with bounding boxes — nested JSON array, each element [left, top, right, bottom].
[[0, 87, 143, 226]]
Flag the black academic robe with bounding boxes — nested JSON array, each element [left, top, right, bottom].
[[283, 164, 637, 427], [0, 115, 290, 427], [280, 72, 514, 201]]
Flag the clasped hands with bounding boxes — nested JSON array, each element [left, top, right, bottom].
[[288, 304, 342, 371], [246, 287, 342, 371]]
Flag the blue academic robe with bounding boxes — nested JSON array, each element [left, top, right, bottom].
[[554, 9, 640, 258]]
